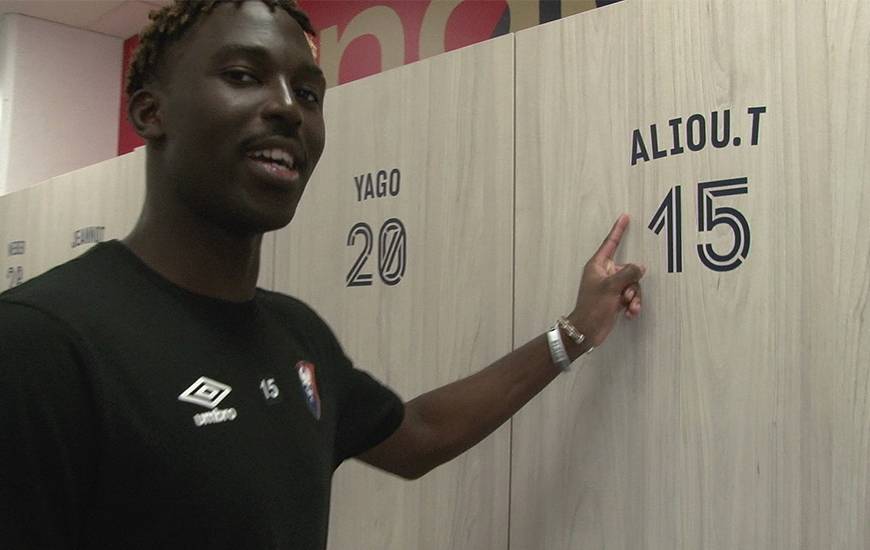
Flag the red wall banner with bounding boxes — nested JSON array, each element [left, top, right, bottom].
[[301, 0, 506, 85], [118, 0, 605, 155]]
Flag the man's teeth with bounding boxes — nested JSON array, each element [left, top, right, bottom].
[[250, 148, 295, 169]]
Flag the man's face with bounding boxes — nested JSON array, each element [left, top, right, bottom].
[[154, 1, 326, 235]]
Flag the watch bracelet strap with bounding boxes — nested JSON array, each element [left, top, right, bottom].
[[557, 316, 585, 345], [546, 325, 572, 372]]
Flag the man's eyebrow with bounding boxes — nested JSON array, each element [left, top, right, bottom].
[[297, 63, 326, 84], [211, 43, 271, 63], [211, 43, 325, 81]]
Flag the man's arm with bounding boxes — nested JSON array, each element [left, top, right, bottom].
[[0, 302, 97, 548], [358, 214, 645, 479]]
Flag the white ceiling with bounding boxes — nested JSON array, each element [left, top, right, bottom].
[[0, 0, 172, 39]]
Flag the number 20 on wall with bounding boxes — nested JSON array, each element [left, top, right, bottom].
[[346, 218, 407, 287], [649, 177, 751, 273]]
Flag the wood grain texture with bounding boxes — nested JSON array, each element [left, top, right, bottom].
[[0, 185, 36, 291], [257, 232, 276, 290], [0, 194, 6, 287], [1, 179, 65, 286], [11, 148, 146, 279], [273, 36, 514, 550], [511, 1, 869, 549]]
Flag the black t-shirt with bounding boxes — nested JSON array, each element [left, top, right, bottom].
[[0, 241, 404, 549]]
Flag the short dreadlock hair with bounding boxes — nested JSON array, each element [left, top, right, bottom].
[[126, 0, 315, 99]]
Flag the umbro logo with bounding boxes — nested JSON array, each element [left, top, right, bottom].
[[179, 377, 231, 408], [178, 376, 238, 427]]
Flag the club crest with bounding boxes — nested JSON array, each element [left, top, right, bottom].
[[296, 361, 321, 420]]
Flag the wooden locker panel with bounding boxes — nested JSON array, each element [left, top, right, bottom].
[[273, 36, 514, 550], [511, 1, 869, 549], [118, 147, 147, 245], [1, 181, 55, 286], [258, 231, 276, 290], [36, 148, 145, 269], [0, 188, 32, 291], [0, 194, 7, 289]]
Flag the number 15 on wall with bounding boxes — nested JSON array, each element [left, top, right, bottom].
[[649, 177, 751, 273]]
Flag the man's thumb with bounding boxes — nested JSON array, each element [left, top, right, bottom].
[[609, 263, 645, 288]]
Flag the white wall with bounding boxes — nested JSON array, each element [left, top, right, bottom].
[[0, 14, 121, 195]]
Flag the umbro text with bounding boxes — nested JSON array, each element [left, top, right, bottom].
[[193, 407, 237, 426]]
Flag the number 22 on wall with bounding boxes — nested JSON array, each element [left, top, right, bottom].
[[649, 177, 751, 273]]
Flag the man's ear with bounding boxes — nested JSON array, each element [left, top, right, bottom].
[[128, 89, 165, 141]]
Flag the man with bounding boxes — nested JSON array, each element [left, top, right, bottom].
[[0, 1, 645, 548]]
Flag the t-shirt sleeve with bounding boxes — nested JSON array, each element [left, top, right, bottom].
[[279, 296, 405, 464], [334, 363, 405, 463], [0, 301, 98, 548]]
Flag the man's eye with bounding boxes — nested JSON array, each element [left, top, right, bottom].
[[295, 88, 320, 104], [224, 69, 258, 84]]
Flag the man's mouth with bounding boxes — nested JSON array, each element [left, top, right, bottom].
[[245, 148, 301, 185], [247, 148, 295, 169]]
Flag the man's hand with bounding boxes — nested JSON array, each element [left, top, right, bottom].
[[568, 214, 645, 348]]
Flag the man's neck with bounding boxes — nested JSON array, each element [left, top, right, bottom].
[[123, 211, 264, 303]]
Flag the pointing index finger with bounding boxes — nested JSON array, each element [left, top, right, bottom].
[[593, 214, 630, 262]]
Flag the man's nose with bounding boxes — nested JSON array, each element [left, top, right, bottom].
[[262, 78, 302, 128]]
